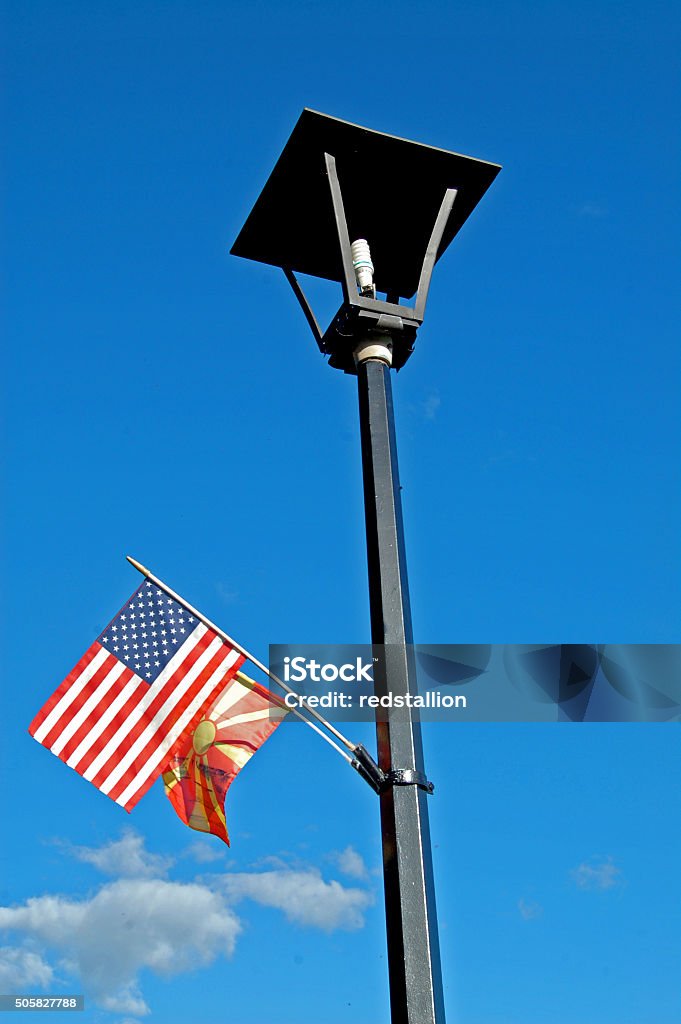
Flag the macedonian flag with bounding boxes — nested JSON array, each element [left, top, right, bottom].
[[162, 670, 288, 845]]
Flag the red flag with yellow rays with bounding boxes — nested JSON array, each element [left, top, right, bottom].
[[162, 669, 288, 845]]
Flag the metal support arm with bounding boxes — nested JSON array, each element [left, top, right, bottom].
[[283, 267, 324, 351], [413, 188, 458, 321]]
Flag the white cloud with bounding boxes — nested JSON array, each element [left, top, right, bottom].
[[423, 393, 441, 421], [0, 879, 240, 1015], [220, 868, 373, 932], [183, 841, 224, 865], [330, 846, 370, 881], [0, 832, 372, 1019], [251, 854, 291, 871], [0, 947, 54, 989], [517, 898, 543, 921], [99, 985, 149, 1017], [66, 830, 173, 879], [571, 856, 623, 891]]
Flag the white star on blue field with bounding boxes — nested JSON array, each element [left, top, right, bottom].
[[99, 582, 195, 680], [2, 2, 679, 1023]]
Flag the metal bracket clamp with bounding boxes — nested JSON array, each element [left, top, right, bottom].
[[351, 749, 435, 795], [383, 769, 435, 795], [351, 743, 387, 793]]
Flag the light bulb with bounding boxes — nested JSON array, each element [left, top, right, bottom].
[[351, 238, 375, 296]]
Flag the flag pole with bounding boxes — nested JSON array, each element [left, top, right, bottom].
[[125, 555, 358, 759]]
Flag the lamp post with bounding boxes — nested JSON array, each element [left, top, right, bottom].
[[232, 109, 500, 1024]]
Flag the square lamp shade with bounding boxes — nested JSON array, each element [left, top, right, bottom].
[[231, 109, 501, 301]]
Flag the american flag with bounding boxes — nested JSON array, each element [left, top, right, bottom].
[[29, 580, 245, 811]]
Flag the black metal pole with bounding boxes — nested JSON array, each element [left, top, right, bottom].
[[357, 356, 446, 1024]]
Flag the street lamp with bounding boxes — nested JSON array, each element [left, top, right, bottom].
[[231, 108, 500, 1024]]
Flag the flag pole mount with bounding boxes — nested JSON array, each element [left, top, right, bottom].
[[230, 109, 500, 1024]]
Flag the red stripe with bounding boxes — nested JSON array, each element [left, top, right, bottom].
[[107, 642, 233, 804], [88, 628, 219, 791], [56, 665, 136, 764], [40, 652, 120, 752], [71, 676, 150, 776], [29, 642, 103, 737]]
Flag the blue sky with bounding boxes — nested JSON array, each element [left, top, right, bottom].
[[1, 1, 679, 1022]]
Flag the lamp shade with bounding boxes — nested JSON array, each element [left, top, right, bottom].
[[231, 109, 501, 299]]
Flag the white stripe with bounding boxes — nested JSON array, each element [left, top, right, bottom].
[[83, 624, 207, 783], [33, 647, 110, 744], [115, 647, 241, 808], [216, 708, 279, 728], [66, 672, 146, 770], [51, 661, 127, 756]]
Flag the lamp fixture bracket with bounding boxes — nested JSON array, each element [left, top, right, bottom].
[[283, 152, 458, 374]]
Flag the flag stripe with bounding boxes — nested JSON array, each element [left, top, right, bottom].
[[31, 646, 110, 744], [49, 659, 129, 756], [113, 647, 243, 810], [40, 652, 120, 752], [57, 664, 136, 764], [83, 624, 209, 785], [66, 673, 149, 771]]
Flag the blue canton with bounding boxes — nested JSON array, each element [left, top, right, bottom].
[[98, 581, 198, 682]]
